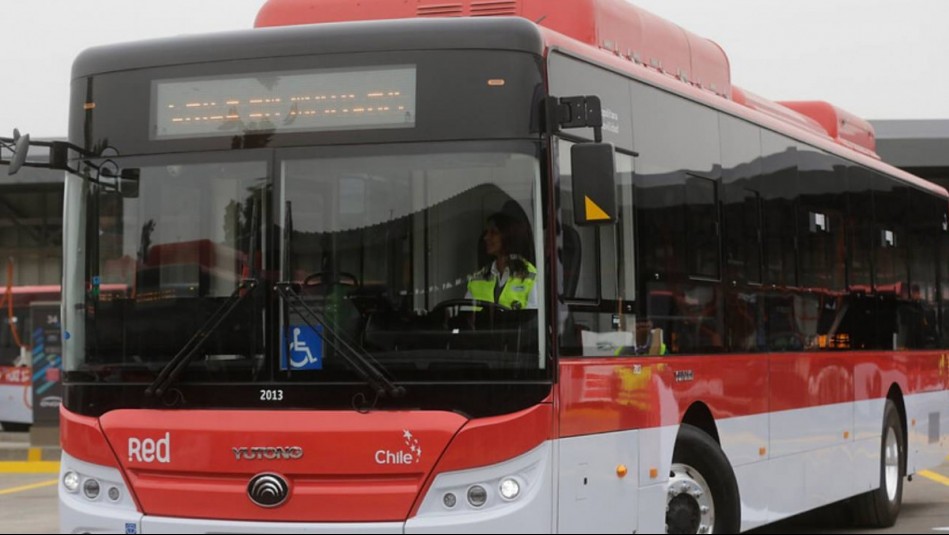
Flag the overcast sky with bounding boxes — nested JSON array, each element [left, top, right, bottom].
[[1, 0, 946, 137]]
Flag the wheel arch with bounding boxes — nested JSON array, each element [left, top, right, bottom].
[[681, 401, 720, 445], [886, 384, 907, 467]]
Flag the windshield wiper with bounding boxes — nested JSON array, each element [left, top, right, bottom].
[[145, 278, 258, 399], [274, 282, 405, 399]]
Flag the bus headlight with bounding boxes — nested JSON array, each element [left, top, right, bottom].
[[63, 471, 80, 493], [499, 477, 521, 500], [413, 442, 550, 518]]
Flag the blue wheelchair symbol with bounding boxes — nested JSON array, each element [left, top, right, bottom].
[[281, 324, 323, 370]]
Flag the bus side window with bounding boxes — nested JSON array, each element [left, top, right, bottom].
[[557, 142, 638, 357]]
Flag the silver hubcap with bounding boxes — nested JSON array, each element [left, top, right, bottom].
[[884, 426, 900, 501], [667, 463, 715, 534]]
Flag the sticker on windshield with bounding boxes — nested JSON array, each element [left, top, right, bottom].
[[281, 325, 323, 371]]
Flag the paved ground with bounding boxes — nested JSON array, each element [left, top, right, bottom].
[[750, 462, 949, 534]]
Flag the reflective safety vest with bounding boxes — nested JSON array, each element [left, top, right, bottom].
[[467, 260, 537, 310]]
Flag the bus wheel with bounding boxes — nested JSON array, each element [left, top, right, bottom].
[[852, 399, 904, 527], [0, 421, 30, 432], [666, 424, 740, 534]]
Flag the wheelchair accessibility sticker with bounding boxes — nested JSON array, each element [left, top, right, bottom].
[[281, 324, 323, 370]]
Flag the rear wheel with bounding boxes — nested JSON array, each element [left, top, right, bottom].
[[0, 421, 30, 432], [852, 399, 904, 527], [666, 424, 740, 534]]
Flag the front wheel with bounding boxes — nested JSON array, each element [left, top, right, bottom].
[[666, 424, 741, 534], [851, 399, 904, 527]]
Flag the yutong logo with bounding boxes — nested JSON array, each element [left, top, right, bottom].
[[375, 430, 422, 465], [128, 433, 171, 464], [233, 446, 304, 461]]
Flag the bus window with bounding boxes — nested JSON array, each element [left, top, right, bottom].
[[83, 159, 267, 365], [903, 188, 939, 349], [721, 115, 764, 285], [760, 131, 798, 288], [847, 165, 875, 291], [279, 142, 547, 376], [557, 140, 636, 357], [797, 147, 846, 291]]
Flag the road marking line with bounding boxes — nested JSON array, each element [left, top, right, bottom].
[[0, 479, 57, 495], [919, 469, 949, 487], [0, 461, 60, 474]]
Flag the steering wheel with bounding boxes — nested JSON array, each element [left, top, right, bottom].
[[430, 298, 510, 330], [431, 298, 511, 314], [303, 271, 359, 288]]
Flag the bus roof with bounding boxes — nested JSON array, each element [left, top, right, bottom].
[[254, 0, 887, 164], [71, 17, 544, 80]]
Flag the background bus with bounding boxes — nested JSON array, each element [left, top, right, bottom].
[[1, 0, 945, 533], [0, 284, 62, 432]]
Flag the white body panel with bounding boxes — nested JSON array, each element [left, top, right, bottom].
[[905, 389, 949, 473], [407, 442, 555, 534], [0, 383, 32, 424], [59, 451, 142, 534], [555, 431, 639, 533], [770, 401, 854, 458]]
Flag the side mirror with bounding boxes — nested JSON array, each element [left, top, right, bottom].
[[8, 130, 30, 175], [571, 142, 616, 226]]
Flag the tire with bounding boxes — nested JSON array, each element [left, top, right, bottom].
[[0, 421, 30, 432], [666, 424, 741, 534], [851, 399, 904, 527]]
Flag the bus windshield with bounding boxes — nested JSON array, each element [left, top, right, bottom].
[[63, 141, 546, 389]]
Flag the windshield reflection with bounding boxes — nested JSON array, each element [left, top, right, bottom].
[[280, 143, 545, 381], [64, 143, 546, 385]]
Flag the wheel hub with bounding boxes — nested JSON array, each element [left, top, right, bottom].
[[884, 426, 900, 501], [666, 463, 715, 534]]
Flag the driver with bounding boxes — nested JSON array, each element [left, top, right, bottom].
[[465, 211, 537, 310]]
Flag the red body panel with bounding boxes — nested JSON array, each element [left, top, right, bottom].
[[559, 355, 768, 435], [780, 100, 878, 158], [97, 410, 466, 522], [434, 402, 551, 472], [60, 407, 121, 468], [0, 366, 31, 386], [558, 351, 947, 437], [254, 0, 732, 99], [254, 0, 897, 162]]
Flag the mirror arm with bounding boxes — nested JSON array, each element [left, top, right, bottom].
[[550, 95, 604, 141], [0, 132, 93, 175]]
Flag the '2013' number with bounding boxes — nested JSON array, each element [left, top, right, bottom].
[[260, 389, 284, 401]]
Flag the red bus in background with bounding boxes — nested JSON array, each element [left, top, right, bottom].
[[5, 0, 942, 532], [0, 285, 61, 431]]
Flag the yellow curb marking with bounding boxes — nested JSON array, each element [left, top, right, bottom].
[[0, 461, 60, 474], [27, 448, 41, 462], [0, 478, 57, 495], [919, 469, 949, 487]]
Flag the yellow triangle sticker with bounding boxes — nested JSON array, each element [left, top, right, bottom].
[[584, 196, 610, 221]]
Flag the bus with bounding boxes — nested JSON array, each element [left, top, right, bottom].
[[2, 0, 947, 532], [0, 284, 62, 432]]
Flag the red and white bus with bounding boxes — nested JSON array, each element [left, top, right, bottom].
[[5, 0, 946, 532], [0, 284, 62, 432]]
